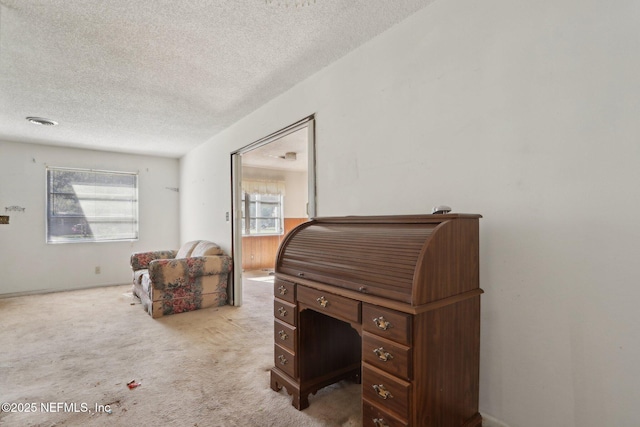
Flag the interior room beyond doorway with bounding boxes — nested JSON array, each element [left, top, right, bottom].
[[237, 122, 313, 298]]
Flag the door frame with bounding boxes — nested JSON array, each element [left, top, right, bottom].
[[229, 115, 316, 306]]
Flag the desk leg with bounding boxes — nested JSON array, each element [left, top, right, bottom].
[[270, 368, 309, 410]]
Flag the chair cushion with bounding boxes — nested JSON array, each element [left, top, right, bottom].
[[141, 272, 152, 294], [175, 240, 200, 259], [133, 269, 147, 285], [191, 241, 224, 257]]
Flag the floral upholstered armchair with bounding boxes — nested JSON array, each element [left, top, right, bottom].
[[130, 240, 232, 318]]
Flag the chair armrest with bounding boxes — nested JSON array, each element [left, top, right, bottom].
[[191, 255, 233, 277], [148, 256, 233, 290], [130, 250, 177, 271]]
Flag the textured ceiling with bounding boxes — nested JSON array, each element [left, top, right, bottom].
[[0, 0, 434, 158], [242, 126, 308, 171]]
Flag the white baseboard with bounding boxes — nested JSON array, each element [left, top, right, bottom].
[[0, 282, 129, 299], [482, 412, 510, 427]]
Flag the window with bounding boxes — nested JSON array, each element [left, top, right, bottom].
[[241, 193, 283, 236], [46, 167, 138, 243]]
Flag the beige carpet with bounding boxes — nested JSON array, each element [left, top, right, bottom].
[[0, 273, 361, 426]]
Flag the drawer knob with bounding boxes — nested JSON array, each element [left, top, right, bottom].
[[373, 418, 390, 427], [278, 285, 288, 295], [372, 384, 393, 400], [373, 316, 392, 331], [278, 306, 288, 317], [316, 296, 329, 308], [278, 330, 288, 341], [278, 354, 288, 365], [373, 347, 394, 362]]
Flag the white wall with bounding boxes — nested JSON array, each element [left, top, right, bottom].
[[282, 169, 308, 218], [0, 140, 180, 295], [180, 0, 640, 425]]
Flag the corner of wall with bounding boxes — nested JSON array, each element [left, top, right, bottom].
[[481, 413, 510, 427]]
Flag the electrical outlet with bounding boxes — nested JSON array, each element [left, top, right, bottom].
[[95, 266, 101, 274], [0, 216, 9, 224]]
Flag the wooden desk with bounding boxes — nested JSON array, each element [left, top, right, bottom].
[[270, 214, 483, 427]]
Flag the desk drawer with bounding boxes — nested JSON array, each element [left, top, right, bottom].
[[363, 364, 410, 421], [297, 285, 361, 324], [274, 344, 297, 378], [273, 299, 297, 326], [363, 400, 409, 427], [274, 320, 296, 352], [362, 332, 411, 380], [363, 304, 412, 346], [274, 278, 296, 303]]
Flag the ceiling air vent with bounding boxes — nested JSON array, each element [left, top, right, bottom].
[[26, 117, 58, 126]]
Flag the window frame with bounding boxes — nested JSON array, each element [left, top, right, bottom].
[[241, 192, 284, 237], [46, 166, 139, 244]]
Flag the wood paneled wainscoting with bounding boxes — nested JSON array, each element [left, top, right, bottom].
[[242, 218, 308, 271]]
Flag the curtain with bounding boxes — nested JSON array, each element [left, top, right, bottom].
[[242, 179, 286, 196]]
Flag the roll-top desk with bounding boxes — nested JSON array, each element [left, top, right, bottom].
[[270, 214, 483, 427]]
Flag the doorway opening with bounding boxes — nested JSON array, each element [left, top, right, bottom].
[[230, 116, 316, 306]]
